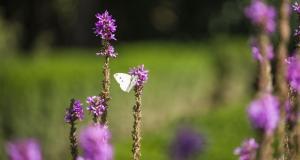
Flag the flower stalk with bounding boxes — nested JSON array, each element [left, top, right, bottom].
[[65, 98, 84, 160], [100, 55, 111, 125], [244, 0, 277, 159], [69, 117, 78, 160], [285, 54, 300, 159], [286, 86, 300, 159], [256, 15, 275, 160], [91, 11, 117, 124], [258, 133, 274, 160], [276, 0, 290, 157], [132, 86, 143, 160], [129, 65, 149, 160], [287, 2, 300, 158], [257, 33, 273, 95]]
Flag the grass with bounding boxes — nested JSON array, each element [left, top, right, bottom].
[[0, 38, 256, 159]]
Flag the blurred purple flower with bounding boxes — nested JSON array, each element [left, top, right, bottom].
[[86, 96, 106, 117], [129, 65, 149, 87], [94, 11, 117, 41], [251, 40, 274, 61], [286, 56, 300, 92], [248, 94, 279, 133], [65, 99, 84, 123], [292, 2, 300, 14], [6, 139, 42, 160], [79, 124, 113, 160], [245, 0, 276, 33], [76, 156, 85, 160], [96, 44, 117, 58], [234, 138, 258, 160], [169, 127, 205, 160]]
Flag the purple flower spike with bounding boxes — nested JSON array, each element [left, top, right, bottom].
[[96, 44, 117, 58], [79, 124, 113, 160], [6, 139, 42, 160], [94, 11, 117, 41], [234, 138, 259, 160], [293, 2, 300, 14], [129, 65, 149, 87], [245, 0, 276, 33], [286, 56, 300, 92], [248, 94, 279, 133], [169, 127, 205, 160], [251, 40, 274, 61], [86, 96, 106, 117], [65, 100, 84, 123]]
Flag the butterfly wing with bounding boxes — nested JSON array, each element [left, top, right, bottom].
[[126, 76, 138, 92], [114, 73, 132, 92]]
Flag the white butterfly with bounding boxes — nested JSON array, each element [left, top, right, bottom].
[[113, 73, 138, 92]]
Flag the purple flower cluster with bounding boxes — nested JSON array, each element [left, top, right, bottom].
[[286, 56, 300, 92], [251, 40, 274, 61], [169, 127, 205, 160], [86, 96, 106, 117], [96, 44, 117, 58], [129, 65, 149, 87], [79, 124, 113, 160], [94, 11, 118, 58], [244, 0, 276, 34], [292, 2, 300, 14], [65, 100, 84, 123], [6, 139, 42, 160], [234, 138, 259, 160], [247, 94, 279, 133], [94, 11, 117, 41]]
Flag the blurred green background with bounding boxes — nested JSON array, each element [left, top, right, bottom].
[[0, 38, 257, 159], [0, 0, 281, 159]]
